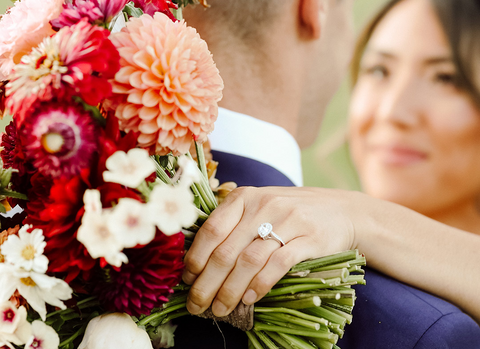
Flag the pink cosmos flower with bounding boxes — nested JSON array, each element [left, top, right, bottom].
[[6, 19, 120, 125], [0, 0, 64, 80], [133, 0, 178, 21], [51, 0, 130, 30], [104, 13, 224, 156], [19, 102, 99, 179]]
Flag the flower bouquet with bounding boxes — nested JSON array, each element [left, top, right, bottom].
[[0, 1, 365, 349]]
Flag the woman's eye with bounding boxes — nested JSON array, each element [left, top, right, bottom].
[[362, 65, 389, 79], [434, 72, 458, 86]]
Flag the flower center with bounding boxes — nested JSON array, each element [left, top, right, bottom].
[[30, 338, 42, 348], [0, 253, 5, 263], [165, 201, 179, 215], [20, 277, 37, 287], [126, 215, 139, 228], [2, 309, 15, 323], [41, 132, 65, 153], [40, 123, 76, 156], [21, 244, 36, 260]]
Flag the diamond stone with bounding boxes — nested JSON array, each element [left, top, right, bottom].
[[258, 223, 273, 239]]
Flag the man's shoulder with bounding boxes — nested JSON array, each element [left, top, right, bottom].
[[339, 268, 480, 348]]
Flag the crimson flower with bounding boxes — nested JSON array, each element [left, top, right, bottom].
[[6, 19, 120, 124], [20, 102, 100, 179], [133, 0, 178, 21], [94, 231, 185, 316]]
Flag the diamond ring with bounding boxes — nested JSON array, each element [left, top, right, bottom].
[[257, 223, 285, 247]]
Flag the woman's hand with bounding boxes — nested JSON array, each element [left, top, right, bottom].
[[182, 186, 362, 317]]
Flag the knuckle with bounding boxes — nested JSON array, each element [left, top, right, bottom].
[[271, 250, 295, 272], [211, 244, 237, 269], [184, 253, 203, 275], [188, 286, 211, 306], [216, 285, 239, 305], [238, 248, 266, 269], [201, 219, 226, 241], [253, 273, 274, 296]]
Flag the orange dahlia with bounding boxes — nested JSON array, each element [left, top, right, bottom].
[[104, 13, 224, 156]]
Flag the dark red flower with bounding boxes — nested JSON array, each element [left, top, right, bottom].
[[0, 81, 6, 118], [132, 0, 178, 21], [20, 102, 100, 179], [94, 231, 184, 316]]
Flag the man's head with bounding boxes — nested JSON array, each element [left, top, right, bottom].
[[184, 0, 355, 148]]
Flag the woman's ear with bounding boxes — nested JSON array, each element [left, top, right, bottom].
[[299, 0, 329, 39]]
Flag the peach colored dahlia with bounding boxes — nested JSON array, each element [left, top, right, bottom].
[[104, 13, 224, 156]]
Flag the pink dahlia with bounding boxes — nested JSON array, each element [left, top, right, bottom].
[[132, 0, 178, 21], [6, 19, 120, 124], [0, 0, 63, 80], [51, 0, 130, 30], [19, 102, 99, 179], [104, 13, 223, 156], [94, 231, 184, 316]]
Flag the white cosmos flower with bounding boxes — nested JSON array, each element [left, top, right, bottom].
[[147, 184, 198, 236], [177, 156, 203, 187], [77, 211, 128, 267], [107, 198, 156, 248], [103, 149, 156, 188], [24, 321, 59, 349], [0, 264, 72, 321], [78, 313, 153, 349], [0, 302, 32, 349], [1, 225, 48, 273], [83, 189, 103, 214]]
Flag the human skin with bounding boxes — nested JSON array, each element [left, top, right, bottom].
[[349, 0, 480, 235]]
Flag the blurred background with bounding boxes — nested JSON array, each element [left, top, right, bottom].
[[0, 0, 388, 189]]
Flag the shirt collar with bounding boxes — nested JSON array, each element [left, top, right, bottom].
[[208, 107, 303, 187]]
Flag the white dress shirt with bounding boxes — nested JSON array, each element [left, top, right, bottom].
[[208, 107, 303, 187]]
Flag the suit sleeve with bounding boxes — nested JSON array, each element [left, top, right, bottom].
[[413, 312, 480, 349]]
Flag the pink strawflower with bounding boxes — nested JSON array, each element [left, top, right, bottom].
[[6, 19, 120, 125], [19, 102, 99, 179], [104, 13, 224, 156], [0, 0, 64, 80], [51, 0, 130, 30], [133, 0, 178, 21]]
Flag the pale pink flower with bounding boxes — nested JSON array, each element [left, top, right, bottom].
[[104, 13, 224, 156], [0, 0, 63, 80]]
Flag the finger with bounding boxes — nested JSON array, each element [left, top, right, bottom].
[[182, 190, 246, 285], [210, 238, 283, 317], [186, 217, 264, 314], [242, 237, 316, 305]]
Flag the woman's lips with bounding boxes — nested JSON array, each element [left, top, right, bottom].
[[371, 145, 428, 166]]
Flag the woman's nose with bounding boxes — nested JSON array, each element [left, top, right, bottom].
[[376, 74, 421, 128]]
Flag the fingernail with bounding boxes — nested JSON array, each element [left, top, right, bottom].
[[182, 271, 197, 285], [242, 289, 258, 305], [212, 300, 228, 317], [187, 300, 203, 315]]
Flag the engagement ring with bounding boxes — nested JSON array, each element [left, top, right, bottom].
[[257, 223, 285, 247]]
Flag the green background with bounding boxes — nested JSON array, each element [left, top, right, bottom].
[[0, 0, 388, 189]]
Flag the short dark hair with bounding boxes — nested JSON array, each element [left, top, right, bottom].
[[351, 0, 480, 107]]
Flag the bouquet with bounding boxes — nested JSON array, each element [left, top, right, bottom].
[[0, 1, 365, 349]]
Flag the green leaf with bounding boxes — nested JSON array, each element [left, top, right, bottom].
[[123, 2, 144, 18], [0, 188, 28, 200]]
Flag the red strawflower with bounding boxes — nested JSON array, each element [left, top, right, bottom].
[[1, 120, 30, 187], [20, 102, 100, 179], [6, 19, 120, 124], [94, 231, 184, 316], [132, 0, 178, 21], [51, 0, 129, 30]]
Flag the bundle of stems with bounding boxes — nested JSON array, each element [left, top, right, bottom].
[[142, 144, 366, 348], [137, 250, 366, 349]]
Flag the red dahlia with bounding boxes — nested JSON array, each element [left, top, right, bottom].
[[132, 0, 178, 21], [94, 231, 185, 317]]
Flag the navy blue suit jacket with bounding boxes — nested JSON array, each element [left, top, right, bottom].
[[174, 150, 480, 349]]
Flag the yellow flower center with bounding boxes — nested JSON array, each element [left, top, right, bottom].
[[41, 132, 65, 153], [0, 253, 5, 263], [21, 244, 36, 260], [20, 277, 36, 287]]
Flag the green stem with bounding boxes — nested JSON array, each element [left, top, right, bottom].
[[260, 296, 321, 309], [191, 183, 211, 214], [266, 283, 338, 297], [254, 307, 329, 326], [137, 303, 186, 327], [254, 330, 279, 349], [0, 188, 27, 200], [290, 250, 358, 273], [276, 332, 320, 349], [194, 142, 209, 180], [264, 331, 295, 349], [153, 160, 173, 185], [254, 322, 337, 342], [255, 313, 321, 331], [59, 319, 90, 348], [160, 310, 191, 324], [246, 331, 265, 349]]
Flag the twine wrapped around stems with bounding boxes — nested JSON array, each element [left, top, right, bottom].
[[197, 302, 254, 331]]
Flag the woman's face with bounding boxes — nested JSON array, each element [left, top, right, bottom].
[[349, 0, 480, 216]]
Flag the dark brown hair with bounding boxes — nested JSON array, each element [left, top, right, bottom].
[[351, 0, 480, 107]]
